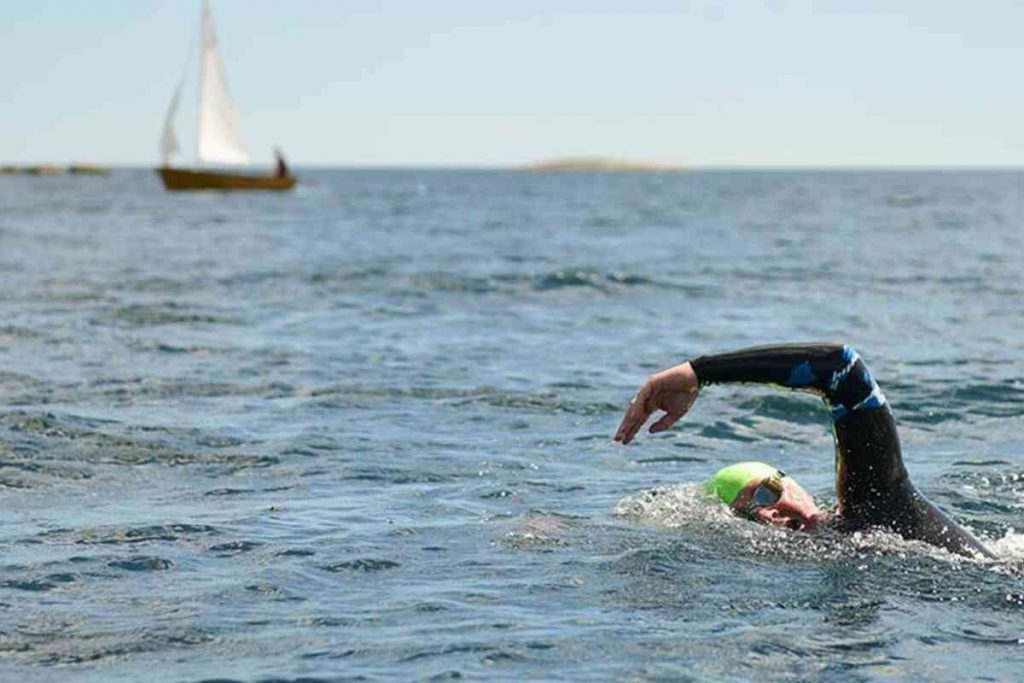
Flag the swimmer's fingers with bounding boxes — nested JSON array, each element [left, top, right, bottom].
[[634, 367, 700, 438], [649, 382, 699, 434], [614, 363, 699, 444], [613, 383, 654, 444], [648, 411, 684, 434]]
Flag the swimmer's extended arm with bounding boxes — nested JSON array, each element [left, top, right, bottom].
[[614, 343, 884, 444], [615, 342, 907, 514], [614, 342, 904, 503]]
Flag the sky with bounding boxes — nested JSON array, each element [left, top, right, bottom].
[[3, 0, 1024, 168]]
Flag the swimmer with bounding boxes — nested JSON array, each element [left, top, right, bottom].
[[614, 343, 993, 558]]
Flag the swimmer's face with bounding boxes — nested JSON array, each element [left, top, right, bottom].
[[731, 475, 823, 532]]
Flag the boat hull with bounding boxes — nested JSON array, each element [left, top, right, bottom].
[[157, 167, 296, 191]]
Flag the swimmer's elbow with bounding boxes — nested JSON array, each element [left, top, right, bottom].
[[829, 342, 861, 364]]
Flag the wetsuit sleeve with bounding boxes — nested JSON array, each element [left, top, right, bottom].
[[689, 343, 886, 421]]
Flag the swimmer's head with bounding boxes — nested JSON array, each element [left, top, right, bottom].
[[705, 461, 824, 532], [704, 461, 777, 505]]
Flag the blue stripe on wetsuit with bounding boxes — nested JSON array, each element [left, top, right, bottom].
[[824, 346, 887, 422]]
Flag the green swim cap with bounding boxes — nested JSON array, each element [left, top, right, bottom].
[[704, 461, 778, 505]]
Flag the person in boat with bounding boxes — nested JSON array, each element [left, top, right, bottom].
[[274, 147, 289, 177], [613, 342, 993, 558]]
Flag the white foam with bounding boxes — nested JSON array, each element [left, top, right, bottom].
[[613, 483, 729, 528], [613, 484, 1019, 567], [990, 527, 1024, 560]]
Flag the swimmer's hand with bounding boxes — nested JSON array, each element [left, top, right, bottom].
[[614, 362, 700, 444]]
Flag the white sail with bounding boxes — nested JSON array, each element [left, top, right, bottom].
[[159, 81, 183, 165], [197, 0, 250, 165]]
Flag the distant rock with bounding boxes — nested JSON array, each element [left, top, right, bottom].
[[0, 164, 110, 176], [11, 165, 64, 176], [68, 164, 111, 176], [523, 157, 683, 172]]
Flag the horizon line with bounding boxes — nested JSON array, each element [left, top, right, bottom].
[[30, 163, 1024, 172]]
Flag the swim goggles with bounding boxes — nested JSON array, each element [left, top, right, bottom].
[[743, 469, 786, 518]]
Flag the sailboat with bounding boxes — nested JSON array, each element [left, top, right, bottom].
[[157, 0, 296, 191]]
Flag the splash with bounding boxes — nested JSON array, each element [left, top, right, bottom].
[[613, 484, 1020, 567], [990, 528, 1024, 561], [613, 483, 734, 529]]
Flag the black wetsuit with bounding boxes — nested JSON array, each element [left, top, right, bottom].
[[690, 343, 993, 558]]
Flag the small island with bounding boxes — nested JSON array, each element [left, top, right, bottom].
[[523, 157, 683, 172], [0, 164, 110, 176]]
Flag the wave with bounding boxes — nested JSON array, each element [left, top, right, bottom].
[[0, 411, 282, 485], [311, 384, 619, 416], [405, 267, 672, 296], [208, 540, 263, 556], [322, 558, 400, 573], [109, 302, 239, 326], [35, 523, 219, 546], [1, 573, 79, 592], [0, 325, 43, 341], [219, 264, 691, 299], [108, 556, 174, 571], [533, 269, 654, 291], [867, 378, 1024, 428], [735, 394, 827, 425], [15, 626, 215, 666]]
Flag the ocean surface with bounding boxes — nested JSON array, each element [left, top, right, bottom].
[[1, 168, 1023, 681]]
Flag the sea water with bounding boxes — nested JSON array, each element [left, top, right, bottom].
[[0, 169, 1022, 681]]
